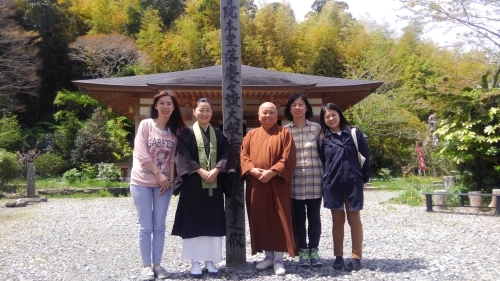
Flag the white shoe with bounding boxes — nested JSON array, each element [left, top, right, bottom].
[[190, 262, 202, 278], [140, 267, 155, 281], [154, 265, 168, 279], [205, 261, 218, 274], [255, 256, 274, 269], [273, 260, 286, 276]]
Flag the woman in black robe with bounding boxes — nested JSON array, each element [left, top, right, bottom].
[[172, 98, 236, 277]]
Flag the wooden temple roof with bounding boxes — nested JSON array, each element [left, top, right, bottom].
[[72, 65, 383, 121]]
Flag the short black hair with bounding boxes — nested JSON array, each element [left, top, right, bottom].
[[193, 97, 213, 109], [284, 93, 313, 121]]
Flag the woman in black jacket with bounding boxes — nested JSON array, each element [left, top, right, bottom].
[[317, 103, 370, 272]]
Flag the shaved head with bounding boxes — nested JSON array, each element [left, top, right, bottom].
[[258, 102, 278, 130], [259, 102, 277, 113]]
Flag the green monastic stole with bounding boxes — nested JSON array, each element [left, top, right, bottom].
[[193, 122, 217, 196]]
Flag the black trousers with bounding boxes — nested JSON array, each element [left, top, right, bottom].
[[292, 197, 322, 250]]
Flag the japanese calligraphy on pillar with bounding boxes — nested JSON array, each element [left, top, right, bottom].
[[221, 0, 246, 267]]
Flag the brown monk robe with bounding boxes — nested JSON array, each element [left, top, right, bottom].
[[240, 102, 298, 261]]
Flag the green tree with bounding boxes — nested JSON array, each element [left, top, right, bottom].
[[0, 114, 22, 152], [16, 0, 79, 125], [434, 89, 500, 192], [33, 153, 67, 178], [49, 89, 97, 161], [106, 116, 132, 162], [71, 112, 116, 166], [140, 0, 186, 29], [296, 1, 355, 76], [352, 94, 427, 175], [252, 2, 299, 71], [0, 148, 21, 189], [136, 6, 166, 73]]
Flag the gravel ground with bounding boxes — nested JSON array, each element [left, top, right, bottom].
[[1, 190, 499, 281]]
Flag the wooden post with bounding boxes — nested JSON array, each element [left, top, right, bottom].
[[220, 0, 249, 269], [27, 163, 36, 198]]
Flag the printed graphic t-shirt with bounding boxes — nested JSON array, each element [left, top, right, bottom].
[[130, 118, 176, 187]]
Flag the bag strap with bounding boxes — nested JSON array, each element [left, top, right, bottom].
[[351, 128, 360, 153]]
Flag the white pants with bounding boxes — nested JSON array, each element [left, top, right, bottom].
[[182, 236, 223, 262]]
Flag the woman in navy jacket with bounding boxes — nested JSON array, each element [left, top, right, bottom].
[[317, 103, 370, 272]]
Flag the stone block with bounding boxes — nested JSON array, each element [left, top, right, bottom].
[[488, 189, 500, 208], [433, 190, 448, 210], [468, 191, 483, 213]]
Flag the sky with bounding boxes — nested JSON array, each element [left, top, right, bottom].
[[255, 0, 464, 47]]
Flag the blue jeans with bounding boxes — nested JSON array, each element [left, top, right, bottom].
[[130, 184, 173, 266]]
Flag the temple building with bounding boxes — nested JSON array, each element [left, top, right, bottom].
[[73, 65, 383, 132]]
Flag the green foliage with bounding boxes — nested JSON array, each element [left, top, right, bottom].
[[0, 149, 22, 189], [351, 94, 427, 174], [434, 90, 500, 192], [53, 89, 100, 114], [97, 163, 120, 182], [62, 168, 82, 184], [106, 117, 132, 162], [33, 153, 67, 178], [378, 168, 392, 181], [80, 163, 97, 180], [17, 0, 79, 126], [388, 177, 433, 206], [71, 113, 116, 166], [371, 178, 406, 191], [445, 183, 471, 207], [44, 189, 114, 199], [0, 115, 22, 152], [23, 178, 128, 189]]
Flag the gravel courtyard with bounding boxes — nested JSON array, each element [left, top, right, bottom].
[[1, 191, 499, 281]]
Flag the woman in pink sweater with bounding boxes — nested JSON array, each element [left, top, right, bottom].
[[129, 90, 186, 280]]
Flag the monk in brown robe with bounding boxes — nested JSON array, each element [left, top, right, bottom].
[[240, 102, 297, 276]]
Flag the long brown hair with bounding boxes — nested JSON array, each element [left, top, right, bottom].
[[148, 90, 186, 136]]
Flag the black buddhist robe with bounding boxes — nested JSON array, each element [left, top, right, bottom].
[[171, 126, 236, 239]]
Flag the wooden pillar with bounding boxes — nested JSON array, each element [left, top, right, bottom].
[[220, 0, 249, 269], [27, 163, 36, 198]]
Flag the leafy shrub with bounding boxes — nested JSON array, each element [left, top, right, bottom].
[[34, 153, 67, 178], [71, 113, 116, 166], [80, 163, 97, 180], [388, 177, 430, 206], [378, 168, 392, 181], [0, 149, 22, 189], [97, 163, 120, 182], [0, 115, 22, 152], [62, 168, 82, 183]]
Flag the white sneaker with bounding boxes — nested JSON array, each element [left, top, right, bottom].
[[154, 265, 168, 279], [255, 256, 274, 269], [141, 267, 155, 281], [273, 260, 286, 276], [205, 261, 218, 274]]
